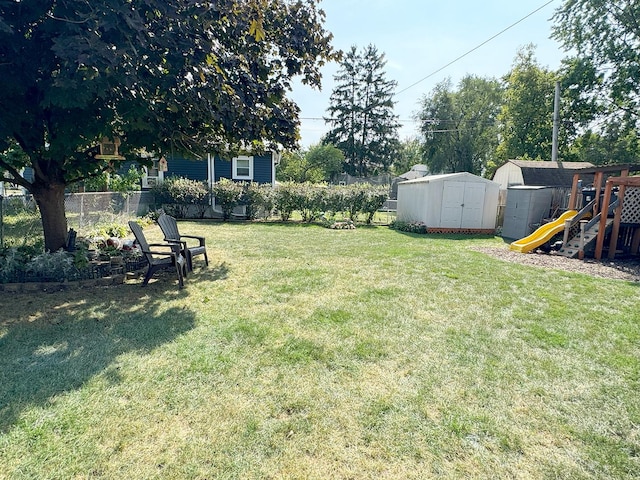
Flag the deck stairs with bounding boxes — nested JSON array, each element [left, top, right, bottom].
[[556, 216, 614, 258]]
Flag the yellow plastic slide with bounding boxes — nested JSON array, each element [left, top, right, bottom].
[[509, 210, 578, 253]]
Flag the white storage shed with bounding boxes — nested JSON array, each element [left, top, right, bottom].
[[397, 172, 500, 233]]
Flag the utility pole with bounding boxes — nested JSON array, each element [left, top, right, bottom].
[[551, 81, 560, 162]]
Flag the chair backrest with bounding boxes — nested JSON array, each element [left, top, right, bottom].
[[158, 214, 180, 242], [128, 221, 152, 261]]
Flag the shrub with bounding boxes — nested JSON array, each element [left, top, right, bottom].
[[84, 165, 143, 192], [273, 181, 298, 221], [340, 184, 368, 221], [360, 185, 389, 224], [211, 178, 244, 220], [296, 183, 328, 222], [390, 220, 428, 234], [152, 176, 210, 218], [242, 182, 275, 220]]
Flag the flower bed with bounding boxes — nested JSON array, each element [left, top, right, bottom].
[[0, 249, 148, 289]]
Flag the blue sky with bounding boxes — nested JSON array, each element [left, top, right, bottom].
[[290, 0, 567, 147]]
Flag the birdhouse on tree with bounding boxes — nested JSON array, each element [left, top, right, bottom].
[[95, 137, 125, 160]]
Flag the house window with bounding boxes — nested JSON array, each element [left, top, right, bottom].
[[142, 158, 164, 188], [232, 156, 253, 180]]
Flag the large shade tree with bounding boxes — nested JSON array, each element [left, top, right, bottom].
[[552, 0, 640, 164], [417, 75, 503, 176], [496, 45, 558, 163], [552, 0, 640, 124], [276, 143, 344, 183], [0, 0, 335, 251]]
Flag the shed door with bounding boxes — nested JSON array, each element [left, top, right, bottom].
[[461, 183, 486, 228], [441, 181, 465, 227], [441, 181, 486, 228]]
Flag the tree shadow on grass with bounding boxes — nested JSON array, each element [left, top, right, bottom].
[[0, 282, 198, 432]]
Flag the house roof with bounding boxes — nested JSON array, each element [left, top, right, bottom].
[[398, 164, 429, 180], [502, 160, 595, 187]]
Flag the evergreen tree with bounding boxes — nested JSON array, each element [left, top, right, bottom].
[[324, 45, 400, 177]]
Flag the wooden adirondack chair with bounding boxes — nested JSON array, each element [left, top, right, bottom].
[[157, 214, 208, 272], [128, 221, 187, 288]]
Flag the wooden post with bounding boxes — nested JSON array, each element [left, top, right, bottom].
[[563, 219, 572, 247], [608, 183, 627, 260], [593, 171, 603, 216], [595, 180, 613, 260], [578, 220, 587, 260], [568, 173, 580, 210]]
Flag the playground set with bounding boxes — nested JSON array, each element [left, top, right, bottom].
[[510, 164, 640, 260]]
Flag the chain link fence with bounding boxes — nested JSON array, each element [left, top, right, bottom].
[[64, 191, 155, 230], [1, 191, 156, 248]]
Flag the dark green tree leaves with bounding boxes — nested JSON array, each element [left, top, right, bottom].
[[418, 75, 503, 176], [324, 45, 401, 177], [0, 0, 335, 251]]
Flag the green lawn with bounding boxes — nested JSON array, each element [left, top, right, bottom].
[[1, 221, 639, 479]]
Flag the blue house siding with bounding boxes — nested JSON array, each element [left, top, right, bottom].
[[166, 157, 208, 182], [214, 157, 233, 182], [252, 154, 273, 184], [22, 167, 35, 183]]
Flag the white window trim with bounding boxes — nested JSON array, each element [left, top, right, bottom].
[[141, 159, 165, 188], [232, 155, 254, 180]]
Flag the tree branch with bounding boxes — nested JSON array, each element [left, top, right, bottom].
[[46, 13, 91, 25], [0, 158, 32, 191]]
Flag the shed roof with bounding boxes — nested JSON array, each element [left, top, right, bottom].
[[399, 171, 498, 186], [500, 160, 594, 187]]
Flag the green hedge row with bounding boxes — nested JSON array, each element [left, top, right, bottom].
[[152, 178, 389, 223]]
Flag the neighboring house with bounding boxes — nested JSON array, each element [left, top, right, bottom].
[[141, 152, 279, 188], [492, 160, 594, 190], [18, 153, 278, 191], [390, 164, 429, 199], [1, 168, 33, 197], [399, 164, 429, 181]]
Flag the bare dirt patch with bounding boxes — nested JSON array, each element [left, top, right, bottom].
[[471, 245, 640, 282]]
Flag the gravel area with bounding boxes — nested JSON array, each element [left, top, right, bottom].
[[471, 246, 640, 282]]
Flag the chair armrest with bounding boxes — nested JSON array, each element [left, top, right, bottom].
[[166, 238, 188, 249], [145, 250, 174, 258], [147, 242, 183, 255], [179, 234, 206, 246], [148, 242, 179, 249]]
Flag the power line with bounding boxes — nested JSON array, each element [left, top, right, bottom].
[[395, 0, 557, 96]]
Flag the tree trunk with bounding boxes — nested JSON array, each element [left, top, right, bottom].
[[32, 183, 68, 252]]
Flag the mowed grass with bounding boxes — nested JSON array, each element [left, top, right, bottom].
[[1, 221, 639, 479]]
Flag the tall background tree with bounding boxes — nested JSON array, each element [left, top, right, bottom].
[[417, 75, 503, 176], [496, 45, 558, 163], [276, 143, 344, 183], [391, 137, 424, 176], [552, 0, 640, 165], [0, 0, 335, 251], [324, 44, 400, 177]]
